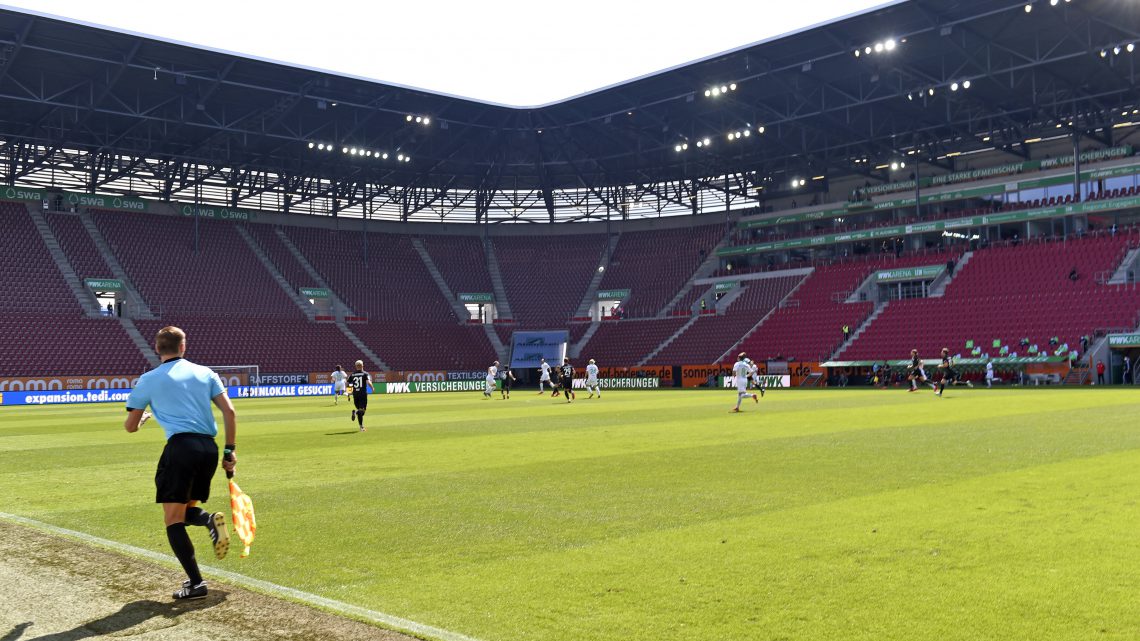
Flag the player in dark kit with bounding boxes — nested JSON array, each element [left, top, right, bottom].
[[559, 358, 576, 403], [347, 359, 374, 431], [499, 364, 516, 399], [936, 347, 973, 396], [908, 349, 938, 392]]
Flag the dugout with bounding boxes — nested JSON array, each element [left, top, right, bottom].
[[1105, 333, 1140, 384]]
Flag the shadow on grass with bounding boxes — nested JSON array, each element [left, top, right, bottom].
[[325, 431, 362, 436], [7, 593, 226, 640]]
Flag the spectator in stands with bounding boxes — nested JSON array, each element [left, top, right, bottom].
[[1068, 266, 1079, 282], [1096, 360, 1106, 385], [105, 303, 114, 317], [946, 259, 955, 277], [842, 324, 850, 343], [1125, 355, 1133, 385], [1080, 335, 1089, 354], [1020, 337, 1030, 348]]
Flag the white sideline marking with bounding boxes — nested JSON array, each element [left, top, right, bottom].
[[0, 511, 484, 641]]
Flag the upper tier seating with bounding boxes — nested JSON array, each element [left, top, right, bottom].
[[600, 224, 722, 318], [244, 224, 320, 293], [0, 202, 82, 315], [45, 212, 114, 280], [419, 235, 494, 296], [285, 227, 456, 322], [92, 211, 302, 318], [493, 234, 607, 326]]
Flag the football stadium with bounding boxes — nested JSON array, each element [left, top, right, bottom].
[[2, 1, 1140, 639]]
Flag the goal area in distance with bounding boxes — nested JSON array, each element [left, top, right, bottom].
[[207, 365, 260, 387]]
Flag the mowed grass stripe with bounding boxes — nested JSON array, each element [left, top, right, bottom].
[[404, 448, 1140, 641]]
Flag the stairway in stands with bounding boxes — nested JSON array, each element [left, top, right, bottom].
[[79, 211, 156, 319], [26, 205, 103, 317]]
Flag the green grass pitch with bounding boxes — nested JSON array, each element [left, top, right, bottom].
[[3, 387, 1140, 640]]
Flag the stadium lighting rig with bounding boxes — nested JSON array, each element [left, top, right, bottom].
[[306, 142, 409, 162], [405, 114, 432, 125], [1101, 43, 1136, 57], [853, 37, 901, 57], [703, 83, 738, 98]]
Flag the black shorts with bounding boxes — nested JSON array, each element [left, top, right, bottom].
[[502, 377, 512, 390], [944, 368, 959, 381], [353, 391, 369, 410], [155, 433, 218, 504]]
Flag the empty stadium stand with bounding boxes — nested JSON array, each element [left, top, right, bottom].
[[840, 235, 1140, 361], [600, 224, 723, 318], [493, 234, 607, 326]]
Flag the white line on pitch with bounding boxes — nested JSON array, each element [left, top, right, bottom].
[[0, 511, 484, 641]]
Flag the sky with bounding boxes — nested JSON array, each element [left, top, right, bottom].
[[4, 0, 895, 106]]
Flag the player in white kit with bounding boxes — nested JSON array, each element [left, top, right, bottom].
[[732, 353, 759, 412], [330, 365, 347, 404], [585, 359, 601, 399], [746, 358, 765, 397], [538, 358, 553, 394], [484, 366, 496, 398]]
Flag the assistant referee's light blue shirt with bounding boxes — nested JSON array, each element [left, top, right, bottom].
[[127, 358, 225, 440]]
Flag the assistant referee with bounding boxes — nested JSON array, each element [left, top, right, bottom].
[[124, 326, 237, 600]]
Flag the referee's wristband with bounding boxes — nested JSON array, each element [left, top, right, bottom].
[[224, 445, 236, 455]]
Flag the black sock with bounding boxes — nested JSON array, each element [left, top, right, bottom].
[[358, 413, 364, 427], [184, 507, 211, 527], [166, 523, 202, 585]]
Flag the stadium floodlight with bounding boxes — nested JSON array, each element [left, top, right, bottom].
[[884, 39, 896, 51], [317, 143, 325, 150], [900, 162, 906, 168], [342, 147, 348, 153], [382, 152, 389, 159], [1114, 46, 1122, 55], [729, 83, 737, 91], [951, 82, 959, 91], [864, 46, 872, 54], [727, 133, 735, 142], [854, 49, 860, 57], [757, 126, 765, 133], [703, 137, 711, 146], [874, 42, 884, 52], [704, 89, 712, 97], [675, 144, 683, 152], [1024, 3, 1032, 12], [423, 117, 431, 125], [397, 153, 404, 161], [799, 179, 806, 186], [406, 115, 413, 122], [928, 88, 935, 96], [743, 130, 751, 137], [365, 150, 373, 157], [791, 179, 799, 189], [890, 162, 899, 170], [963, 80, 971, 89], [1129, 44, 1136, 53], [1049, 0, 1058, 5], [308, 142, 315, 149], [907, 93, 913, 101], [696, 141, 704, 148], [720, 85, 728, 93], [416, 116, 423, 123], [682, 143, 688, 150], [1100, 50, 1108, 57]]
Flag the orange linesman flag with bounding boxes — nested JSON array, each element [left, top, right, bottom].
[[228, 475, 257, 558]]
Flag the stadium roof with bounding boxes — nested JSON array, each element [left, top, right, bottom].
[[0, 0, 1138, 222]]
